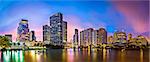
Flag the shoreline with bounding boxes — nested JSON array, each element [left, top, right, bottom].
[[0, 47, 149, 51]]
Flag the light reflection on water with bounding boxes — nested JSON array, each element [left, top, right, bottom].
[[0, 49, 149, 62]]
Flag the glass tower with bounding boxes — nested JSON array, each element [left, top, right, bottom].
[[50, 13, 67, 46], [17, 19, 29, 42]]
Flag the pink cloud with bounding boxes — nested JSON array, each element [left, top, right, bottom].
[[113, 1, 150, 43], [0, 28, 17, 42], [113, 1, 149, 33]]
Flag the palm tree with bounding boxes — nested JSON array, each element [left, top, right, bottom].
[[0, 36, 11, 48]]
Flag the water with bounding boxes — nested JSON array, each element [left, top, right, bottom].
[[0, 49, 149, 62]]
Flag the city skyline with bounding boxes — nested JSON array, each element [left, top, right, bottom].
[[0, 1, 149, 62], [0, 1, 149, 42]]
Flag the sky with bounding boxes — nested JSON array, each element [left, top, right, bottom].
[[0, 0, 149, 42]]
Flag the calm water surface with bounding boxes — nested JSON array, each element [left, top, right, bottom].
[[0, 49, 149, 62]]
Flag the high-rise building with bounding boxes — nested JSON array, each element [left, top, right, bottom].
[[43, 25, 50, 42], [50, 13, 67, 46], [29, 31, 36, 41], [73, 29, 79, 48], [5, 34, 12, 42], [17, 19, 30, 42], [80, 28, 93, 47], [98, 28, 107, 44]]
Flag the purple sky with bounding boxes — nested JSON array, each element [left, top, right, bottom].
[[0, 0, 149, 42]]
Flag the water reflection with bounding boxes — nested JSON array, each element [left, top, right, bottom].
[[1, 50, 24, 62], [0, 49, 149, 62], [24, 50, 47, 62]]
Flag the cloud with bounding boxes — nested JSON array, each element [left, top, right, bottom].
[[112, 1, 150, 43], [113, 1, 149, 33], [0, 28, 17, 42]]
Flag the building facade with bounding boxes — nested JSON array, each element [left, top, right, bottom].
[[92, 30, 99, 46], [116, 32, 127, 43], [98, 28, 107, 44], [50, 13, 67, 46], [80, 31, 84, 47], [80, 28, 93, 47], [73, 29, 79, 48], [62, 21, 67, 44], [43, 25, 50, 43]]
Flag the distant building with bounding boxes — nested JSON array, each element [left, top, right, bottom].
[[29, 31, 36, 41], [108, 36, 113, 44], [136, 35, 148, 46], [114, 31, 127, 43], [73, 29, 79, 48], [98, 28, 107, 44], [50, 13, 67, 46], [80, 28, 93, 47], [127, 33, 132, 42], [129, 35, 148, 46], [17, 19, 30, 42], [43, 25, 50, 43], [80, 31, 84, 47], [5, 34, 12, 42], [113, 32, 118, 42]]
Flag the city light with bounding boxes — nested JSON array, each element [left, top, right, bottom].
[[0, 1, 149, 62]]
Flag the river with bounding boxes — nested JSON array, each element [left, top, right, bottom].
[[0, 49, 149, 62]]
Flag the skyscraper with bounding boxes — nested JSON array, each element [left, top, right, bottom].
[[98, 28, 107, 44], [80, 31, 84, 47], [73, 29, 79, 48], [43, 25, 50, 42], [50, 13, 67, 46], [29, 31, 36, 41], [17, 19, 29, 42]]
